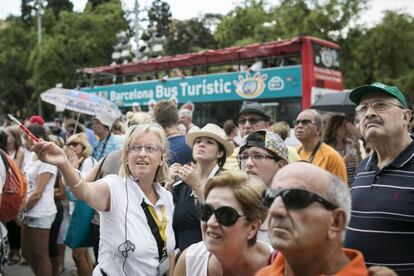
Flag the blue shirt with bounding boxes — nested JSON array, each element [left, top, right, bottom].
[[93, 134, 122, 161], [167, 135, 192, 165], [344, 140, 414, 275]]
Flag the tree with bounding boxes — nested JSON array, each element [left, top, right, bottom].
[[342, 11, 414, 100], [87, 0, 112, 9], [47, 0, 73, 18], [214, 0, 367, 46], [147, 0, 171, 37], [0, 18, 34, 115], [21, 0, 36, 25], [214, 0, 269, 47], [165, 16, 218, 55], [27, 0, 129, 113]]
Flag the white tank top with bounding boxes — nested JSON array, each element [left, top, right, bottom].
[[185, 240, 273, 276]]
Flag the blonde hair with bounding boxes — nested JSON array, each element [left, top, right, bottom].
[[119, 123, 169, 183], [126, 111, 153, 127], [204, 171, 267, 246], [66, 133, 93, 157]]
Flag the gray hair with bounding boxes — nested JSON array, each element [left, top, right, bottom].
[[325, 175, 352, 241], [304, 109, 323, 129]]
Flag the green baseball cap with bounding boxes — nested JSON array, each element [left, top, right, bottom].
[[349, 82, 408, 108]]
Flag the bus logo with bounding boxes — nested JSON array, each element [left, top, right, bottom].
[[233, 72, 267, 99], [268, 76, 284, 90]]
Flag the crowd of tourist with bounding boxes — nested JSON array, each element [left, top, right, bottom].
[[0, 81, 412, 276]]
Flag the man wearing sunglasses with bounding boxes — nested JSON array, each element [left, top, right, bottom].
[[344, 82, 413, 275], [294, 109, 347, 184], [224, 101, 271, 171], [257, 162, 370, 276]]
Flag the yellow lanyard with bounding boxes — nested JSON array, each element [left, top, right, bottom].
[[147, 205, 167, 251]]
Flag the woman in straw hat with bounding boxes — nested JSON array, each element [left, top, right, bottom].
[[169, 123, 234, 252]]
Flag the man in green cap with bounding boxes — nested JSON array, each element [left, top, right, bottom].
[[344, 82, 413, 275]]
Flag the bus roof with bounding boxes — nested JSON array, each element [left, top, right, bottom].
[[80, 36, 339, 77]]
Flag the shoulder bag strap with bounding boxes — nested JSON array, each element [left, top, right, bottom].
[[140, 199, 165, 261]]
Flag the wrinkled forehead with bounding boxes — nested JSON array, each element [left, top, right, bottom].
[[360, 91, 398, 104], [271, 166, 328, 194]]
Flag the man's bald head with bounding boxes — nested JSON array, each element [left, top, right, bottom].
[[271, 162, 351, 227]]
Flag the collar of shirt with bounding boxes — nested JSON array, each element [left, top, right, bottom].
[[367, 139, 414, 171]]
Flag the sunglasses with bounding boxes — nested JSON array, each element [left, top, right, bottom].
[[237, 117, 264, 126], [199, 203, 246, 227], [262, 188, 338, 210], [293, 119, 315, 127], [67, 141, 81, 147]]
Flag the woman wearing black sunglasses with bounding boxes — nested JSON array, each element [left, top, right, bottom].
[[174, 171, 272, 276]]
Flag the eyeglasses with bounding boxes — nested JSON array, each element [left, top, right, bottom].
[[199, 203, 246, 227], [128, 144, 164, 154], [355, 101, 404, 115], [67, 142, 81, 147], [293, 119, 315, 127], [237, 153, 275, 162], [262, 188, 338, 210], [237, 117, 264, 126]]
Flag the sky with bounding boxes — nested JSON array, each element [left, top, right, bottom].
[[0, 0, 414, 27]]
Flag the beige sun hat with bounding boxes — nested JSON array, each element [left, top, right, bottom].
[[186, 123, 234, 157]]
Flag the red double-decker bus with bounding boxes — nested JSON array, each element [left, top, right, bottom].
[[79, 36, 343, 124]]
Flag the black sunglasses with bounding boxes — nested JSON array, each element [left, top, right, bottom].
[[67, 141, 81, 147], [262, 188, 338, 210], [293, 119, 315, 127], [199, 203, 246, 227]]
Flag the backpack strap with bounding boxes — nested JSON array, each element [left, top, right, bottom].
[[0, 149, 10, 172]]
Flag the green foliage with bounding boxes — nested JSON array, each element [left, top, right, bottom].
[[165, 17, 218, 55], [214, 0, 269, 47], [47, 0, 73, 18], [23, 0, 128, 116], [343, 11, 414, 100], [147, 0, 171, 37], [214, 0, 367, 46], [0, 18, 34, 115]]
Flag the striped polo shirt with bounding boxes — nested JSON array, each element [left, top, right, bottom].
[[344, 140, 414, 276]]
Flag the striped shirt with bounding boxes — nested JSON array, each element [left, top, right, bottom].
[[344, 141, 414, 275]]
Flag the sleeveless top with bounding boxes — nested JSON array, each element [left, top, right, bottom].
[[185, 240, 273, 276]]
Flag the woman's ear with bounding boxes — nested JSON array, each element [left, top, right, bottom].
[[217, 150, 224, 159], [247, 219, 261, 241]]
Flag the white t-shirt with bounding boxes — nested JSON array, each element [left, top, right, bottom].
[[0, 158, 6, 195], [79, 156, 96, 176], [94, 175, 176, 276], [23, 157, 58, 217]]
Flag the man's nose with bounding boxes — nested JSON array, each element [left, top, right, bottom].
[[269, 196, 288, 218]]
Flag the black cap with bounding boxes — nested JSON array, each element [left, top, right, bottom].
[[238, 101, 270, 120]]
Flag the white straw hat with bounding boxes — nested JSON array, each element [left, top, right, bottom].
[[186, 123, 234, 157]]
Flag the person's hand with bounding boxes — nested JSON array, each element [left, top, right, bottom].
[[179, 162, 200, 190], [165, 163, 182, 191], [368, 266, 398, 276], [31, 140, 68, 168], [168, 163, 182, 182], [66, 149, 80, 169]]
